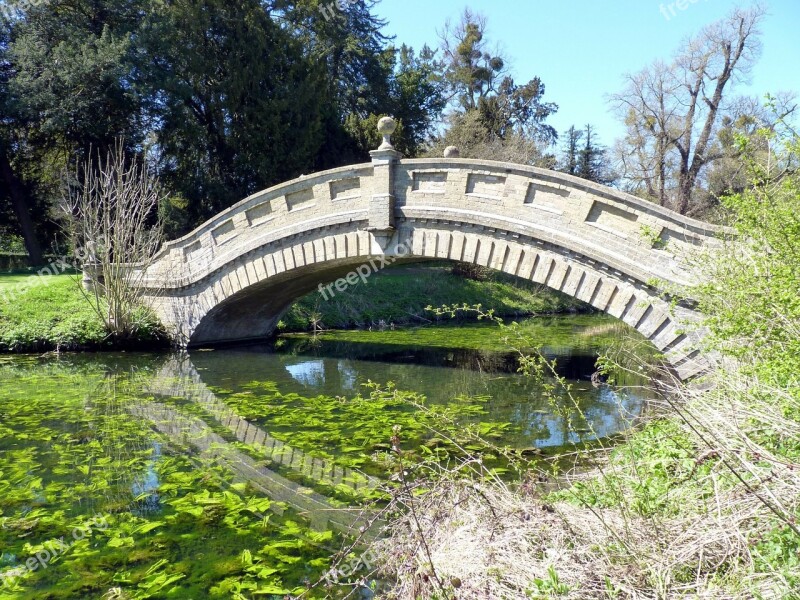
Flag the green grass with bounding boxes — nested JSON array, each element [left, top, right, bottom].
[[0, 273, 51, 288], [0, 273, 166, 352], [283, 314, 636, 353], [0, 273, 108, 352], [282, 264, 591, 332]]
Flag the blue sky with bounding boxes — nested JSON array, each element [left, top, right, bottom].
[[374, 0, 800, 148]]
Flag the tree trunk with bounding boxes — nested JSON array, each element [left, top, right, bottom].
[[0, 143, 44, 266]]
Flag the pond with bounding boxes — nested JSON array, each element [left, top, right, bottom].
[[0, 315, 657, 599]]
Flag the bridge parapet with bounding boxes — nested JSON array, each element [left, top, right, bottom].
[[137, 154, 720, 292], [392, 159, 721, 290], [138, 162, 378, 286]]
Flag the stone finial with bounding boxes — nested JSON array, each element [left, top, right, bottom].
[[444, 146, 460, 158], [377, 116, 397, 150]]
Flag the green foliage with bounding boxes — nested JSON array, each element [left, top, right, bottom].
[[0, 360, 342, 598], [0, 234, 25, 254], [694, 110, 800, 387], [556, 419, 713, 517], [10, 10, 140, 149], [526, 565, 570, 598], [638, 224, 667, 249], [140, 0, 329, 224], [2, 0, 449, 244], [213, 380, 516, 485]]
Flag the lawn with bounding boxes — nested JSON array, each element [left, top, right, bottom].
[[0, 272, 108, 352]]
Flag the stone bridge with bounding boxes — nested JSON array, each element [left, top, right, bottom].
[[134, 118, 721, 380]]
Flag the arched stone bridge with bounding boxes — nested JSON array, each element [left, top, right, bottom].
[[134, 126, 721, 381]]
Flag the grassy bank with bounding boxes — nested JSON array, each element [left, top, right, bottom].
[[0, 273, 166, 352], [1, 264, 589, 353], [281, 263, 590, 332], [367, 329, 799, 599]]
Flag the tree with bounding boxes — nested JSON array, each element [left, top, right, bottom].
[[559, 126, 582, 176], [559, 125, 616, 185], [694, 105, 800, 385], [275, 0, 447, 161], [430, 10, 557, 165], [2, 0, 145, 262], [439, 8, 503, 112], [60, 140, 164, 339], [702, 94, 796, 214], [439, 9, 557, 145], [612, 5, 766, 215], [9, 0, 145, 156], [429, 110, 555, 167], [388, 44, 447, 156], [271, 0, 393, 119], [577, 124, 615, 185], [339, 44, 447, 158], [0, 14, 44, 264], [141, 0, 329, 226]]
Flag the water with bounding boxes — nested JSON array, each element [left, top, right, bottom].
[[0, 315, 656, 599]]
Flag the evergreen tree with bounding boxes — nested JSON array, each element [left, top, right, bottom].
[[439, 9, 557, 144], [9, 0, 145, 156], [3, 0, 146, 258], [0, 16, 43, 264], [433, 9, 557, 162], [274, 1, 445, 161], [577, 124, 615, 185], [140, 0, 329, 225], [1, 0, 449, 244], [559, 126, 582, 176]]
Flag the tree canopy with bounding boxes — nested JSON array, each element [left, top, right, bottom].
[[0, 2, 795, 262], [0, 0, 448, 252]]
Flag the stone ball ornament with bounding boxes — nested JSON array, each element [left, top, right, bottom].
[[444, 146, 460, 158], [377, 116, 397, 150]]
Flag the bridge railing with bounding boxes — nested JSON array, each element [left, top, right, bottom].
[[133, 162, 378, 287], [133, 131, 726, 294]]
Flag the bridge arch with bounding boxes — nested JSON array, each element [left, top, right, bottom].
[[135, 132, 720, 380]]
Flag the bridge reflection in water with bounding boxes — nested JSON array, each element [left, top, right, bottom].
[[140, 354, 378, 535]]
